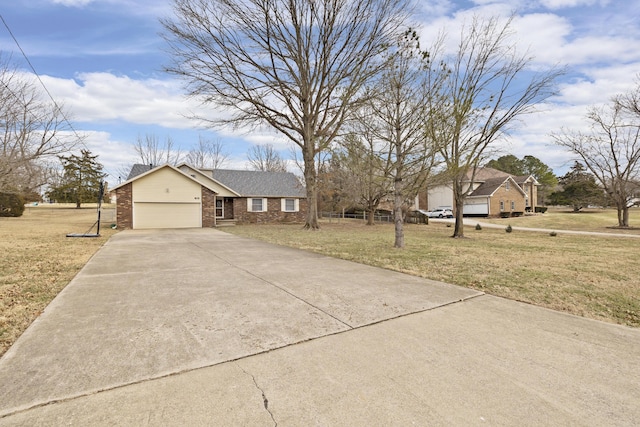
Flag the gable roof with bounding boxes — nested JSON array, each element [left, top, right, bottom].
[[177, 164, 240, 197], [113, 164, 219, 193], [465, 167, 539, 186], [204, 169, 306, 198], [123, 164, 306, 198], [469, 176, 526, 197], [512, 174, 540, 186]]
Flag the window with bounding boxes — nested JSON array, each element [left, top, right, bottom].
[[281, 198, 299, 212], [248, 198, 267, 212], [505, 181, 510, 191], [215, 199, 223, 217], [511, 201, 515, 211], [500, 201, 504, 211]]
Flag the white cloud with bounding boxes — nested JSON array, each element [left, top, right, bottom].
[[79, 131, 136, 182], [40, 72, 209, 129]]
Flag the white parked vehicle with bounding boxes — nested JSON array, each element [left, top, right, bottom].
[[426, 208, 454, 218]]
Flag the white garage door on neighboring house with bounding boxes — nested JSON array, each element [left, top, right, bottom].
[[463, 198, 489, 215], [133, 202, 201, 229]]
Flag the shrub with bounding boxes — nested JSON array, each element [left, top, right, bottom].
[[505, 224, 513, 233], [535, 206, 548, 214], [475, 223, 482, 230], [550, 231, 557, 237], [0, 192, 25, 217]]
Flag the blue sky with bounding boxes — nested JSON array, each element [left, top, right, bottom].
[[1, 0, 639, 185]]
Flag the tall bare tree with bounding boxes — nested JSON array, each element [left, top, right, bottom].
[[186, 135, 228, 169], [0, 56, 80, 195], [247, 143, 288, 172], [553, 90, 640, 227], [357, 34, 440, 247], [162, 0, 413, 229], [423, 16, 563, 238], [132, 133, 182, 166]]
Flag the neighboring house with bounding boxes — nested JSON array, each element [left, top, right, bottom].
[[424, 167, 540, 217], [112, 163, 306, 229]]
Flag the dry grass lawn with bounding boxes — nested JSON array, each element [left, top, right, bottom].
[[480, 206, 640, 233], [226, 210, 640, 329], [0, 204, 117, 357]]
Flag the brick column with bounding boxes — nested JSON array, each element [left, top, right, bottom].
[[115, 183, 133, 229], [202, 187, 217, 227]]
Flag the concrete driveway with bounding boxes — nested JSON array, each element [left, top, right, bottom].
[[0, 229, 639, 426]]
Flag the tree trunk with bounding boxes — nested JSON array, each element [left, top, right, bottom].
[[366, 211, 375, 225], [302, 145, 319, 230], [366, 201, 375, 226], [452, 180, 465, 238], [394, 177, 405, 248], [618, 203, 630, 227]]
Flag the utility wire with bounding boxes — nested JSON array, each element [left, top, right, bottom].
[[0, 14, 84, 144], [0, 13, 117, 181]]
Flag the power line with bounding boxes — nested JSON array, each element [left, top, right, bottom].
[[0, 13, 118, 180], [0, 13, 86, 146]]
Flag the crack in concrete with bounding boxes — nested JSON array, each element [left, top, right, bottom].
[[237, 364, 277, 427]]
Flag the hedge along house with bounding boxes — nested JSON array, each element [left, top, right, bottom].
[[113, 163, 307, 229]]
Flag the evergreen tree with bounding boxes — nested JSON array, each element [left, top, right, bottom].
[[549, 161, 604, 211], [47, 150, 106, 208], [486, 155, 524, 175]]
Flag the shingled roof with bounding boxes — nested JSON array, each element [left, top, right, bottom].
[[126, 164, 305, 198], [469, 176, 526, 197], [465, 167, 539, 187], [126, 164, 154, 180], [207, 169, 306, 197]]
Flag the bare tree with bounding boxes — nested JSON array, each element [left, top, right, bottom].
[[552, 93, 640, 227], [162, 0, 413, 229], [247, 143, 288, 172], [186, 135, 228, 169], [133, 133, 182, 166], [329, 133, 392, 224], [355, 33, 440, 247], [0, 56, 80, 194], [423, 16, 563, 238]]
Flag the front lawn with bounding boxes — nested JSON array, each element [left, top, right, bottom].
[[0, 204, 117, 357]]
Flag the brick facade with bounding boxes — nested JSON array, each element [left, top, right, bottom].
[[115, 183, 133, 229], [233, 197, 307, 224], [201, 187, 216, 227], [489, 184, 526, 217], [115, 181, 307, 228]]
